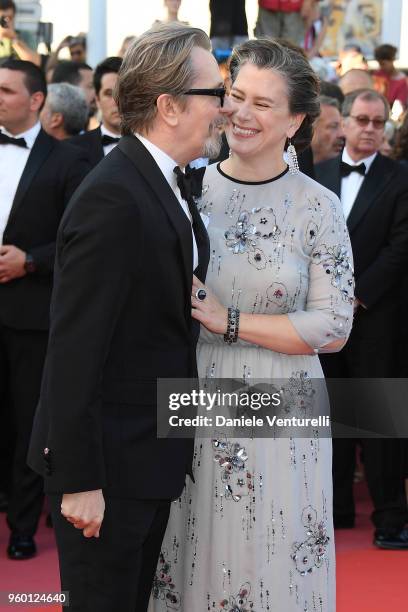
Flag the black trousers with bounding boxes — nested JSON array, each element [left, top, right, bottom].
[[0, 324, 48, 536], [49, 494, 170, 612], [321, 321, 408, 532], [0, 342, 14, 496]]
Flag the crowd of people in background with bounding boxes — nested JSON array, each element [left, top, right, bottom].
[[1, 0, 408, 565]]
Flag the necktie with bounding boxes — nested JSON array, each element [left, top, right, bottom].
[[173, 165, 205, 203], [340, 161, 366, 177], [101, 135, 120, 146], [0, 131, 27, 148]]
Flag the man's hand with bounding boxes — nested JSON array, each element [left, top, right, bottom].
[[0, 245, 26, 283], [353, 298, 367, 313], [61, 489, 105, 538]]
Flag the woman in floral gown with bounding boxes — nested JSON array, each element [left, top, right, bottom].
[[149, 38, 353, 612]]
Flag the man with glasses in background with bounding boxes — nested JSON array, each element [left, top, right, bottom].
[[316, 89, 408, 549]]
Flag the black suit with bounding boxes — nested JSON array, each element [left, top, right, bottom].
[[28, 135, 209, 610], [69, 126, 105, 168], [0, 129, 90, 538], [315, 152, 408, 531]]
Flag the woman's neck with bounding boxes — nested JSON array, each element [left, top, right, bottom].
[[220, 151, 288, 183]]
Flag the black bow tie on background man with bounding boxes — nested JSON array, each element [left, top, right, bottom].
[[101, 134, 120, 146], [340, 161, 366, 178], [0, 131, 28, 148], [173, 165, 206, 203]]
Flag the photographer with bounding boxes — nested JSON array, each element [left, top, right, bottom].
[[0, 0, 41, 66]]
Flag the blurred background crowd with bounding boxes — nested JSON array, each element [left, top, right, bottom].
[[1, 0, 408, 561]]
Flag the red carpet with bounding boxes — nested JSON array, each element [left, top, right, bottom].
[[0, 484, 407, 611]]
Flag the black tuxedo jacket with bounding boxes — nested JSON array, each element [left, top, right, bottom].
[[0, 129, 91, 331], [315, 152, 408, 374], [29, 135, 210, 499], [69, 126, 105, 168]]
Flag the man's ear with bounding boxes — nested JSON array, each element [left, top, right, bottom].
[[286, 113, 306, 139], [50, 112, 63, 129], [156, 93, 181, 128], [31, 91, 45, 113]]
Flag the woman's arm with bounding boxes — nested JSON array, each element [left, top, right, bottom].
[[192, 279, 345, 355], [192, 190, 354, 356]]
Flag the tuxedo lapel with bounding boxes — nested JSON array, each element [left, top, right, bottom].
[[91, 126, 104, 165], [347, 154, 394, 233], [118, 135, 193, 290], [6, 129, 54, 228], [316, 157, 341, 198]]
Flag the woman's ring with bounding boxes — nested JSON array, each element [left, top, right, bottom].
[[195, 289, 207, 301]]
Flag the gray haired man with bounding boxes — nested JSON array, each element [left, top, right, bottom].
[[40, 83, 88, 140]]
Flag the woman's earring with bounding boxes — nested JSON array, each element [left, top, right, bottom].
[[287, 139, 299, 175]]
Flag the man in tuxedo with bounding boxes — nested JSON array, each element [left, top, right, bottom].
[[316, 88, 408, 549], [51, 60, 97, 129], [0, 59, 90, 559], [69, 56, 122, 167], [29, 23, 229, 610], [311, 95, 345, 164], [40, 83, 89, 140]]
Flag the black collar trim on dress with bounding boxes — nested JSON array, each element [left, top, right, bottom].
[[216, 162, 289, 185]]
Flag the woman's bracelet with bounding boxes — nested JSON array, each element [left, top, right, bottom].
[[223, 307, 240, 344]]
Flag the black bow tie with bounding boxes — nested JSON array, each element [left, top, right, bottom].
[[101, 134, 120, 146], [173, 165, 205, 202], [0, 131, 28, 148], [340, 161, 366, 177]]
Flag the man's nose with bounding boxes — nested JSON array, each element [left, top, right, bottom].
[[337, 125, 345, 139], [220, 95, 233, 115]]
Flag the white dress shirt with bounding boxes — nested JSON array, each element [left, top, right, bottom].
[[340, 148, 377, 220], [100, 123, 120, 156], [0, 121, 41, 245], [135, 133, 198, 270]]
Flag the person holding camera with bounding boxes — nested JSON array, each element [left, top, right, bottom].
[[0, 0, 41, 66]]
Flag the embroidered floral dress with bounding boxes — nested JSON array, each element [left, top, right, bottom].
[[148, 164, 353, 612]]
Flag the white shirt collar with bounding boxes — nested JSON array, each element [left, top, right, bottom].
[[135, 133, 180, 192], [2, 121, 41, 150], [100, 123, 121, 139], [342, 147, 377, 173]]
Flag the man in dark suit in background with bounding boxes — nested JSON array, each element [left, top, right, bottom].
[[0, 59, 90, 559], [69, 56, 122, 167], [316, 88, 408, 549], [51, 60, 97, 129], [29, 23, 230, 611]]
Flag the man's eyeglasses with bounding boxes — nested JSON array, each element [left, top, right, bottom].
[[349, 115, 386, 130], [183, 87, 226, 107]]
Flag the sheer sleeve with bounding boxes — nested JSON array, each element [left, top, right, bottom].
[[288, 190, 354, 353]]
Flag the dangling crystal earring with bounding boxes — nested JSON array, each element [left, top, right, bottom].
[[287, 139, 299, 175]]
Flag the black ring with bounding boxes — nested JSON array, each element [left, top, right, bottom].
[[195, 289, 207, 301]]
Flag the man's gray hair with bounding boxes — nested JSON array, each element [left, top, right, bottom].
[[342, 88, 390, 119], [46, 83, 89, 136], [115, 22, 211, 135], [318, 95, 340, 111]]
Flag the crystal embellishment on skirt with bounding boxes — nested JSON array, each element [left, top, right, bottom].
[[213, 439, 250, 502], [152, 550, 181, 609], [218, 581, 255, 610], [291, 506, 330, 576]]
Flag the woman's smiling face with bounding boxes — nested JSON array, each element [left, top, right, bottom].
[[226, 63, 303, 161]]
